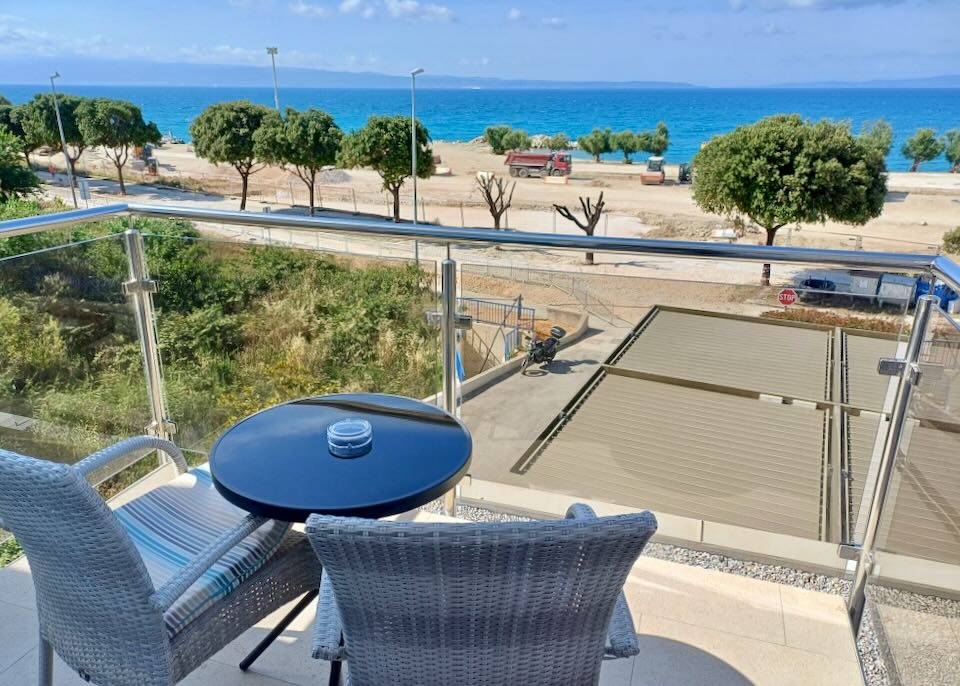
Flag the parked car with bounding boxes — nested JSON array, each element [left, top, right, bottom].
[[798, 278, 837, 304]]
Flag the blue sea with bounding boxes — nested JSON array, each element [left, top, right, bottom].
[[2, 85, 959, 171]]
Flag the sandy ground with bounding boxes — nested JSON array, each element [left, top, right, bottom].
[[33, 137, 960, 320], [39, 141, 960, 257]]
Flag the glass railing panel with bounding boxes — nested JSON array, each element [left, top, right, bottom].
[[0, 234, 152, 465], [860, 306, 960, 686], [142, 230, 443, 459], [0, 231, 156, 555], [456, 244, 917, 575]]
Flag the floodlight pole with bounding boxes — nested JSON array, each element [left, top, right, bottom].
[[267, 48, 280, 113], [49, 72, 78, 209], [410, 68, 424, 265]]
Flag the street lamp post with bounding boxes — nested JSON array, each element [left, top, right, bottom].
[[49, 72, 78, 209], [411, 68, 424, 265], [410, 68, 424, 224], [266, 47, 280, 113]]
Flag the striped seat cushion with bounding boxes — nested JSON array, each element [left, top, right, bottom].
[[114, 465, 290, 636]]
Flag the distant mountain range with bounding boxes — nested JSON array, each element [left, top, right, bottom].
[[0, 57, 958, 90], [772, 74, 960, 89]]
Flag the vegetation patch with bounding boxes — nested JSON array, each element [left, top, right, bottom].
[[761, 308, 906, 333], [0, 199, 441, 565]]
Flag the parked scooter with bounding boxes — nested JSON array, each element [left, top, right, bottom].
[[521, 326, 566, 374]]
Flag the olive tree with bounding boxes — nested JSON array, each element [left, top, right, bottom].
[[17, 93, 88, 168], [859, 119, 894, 157], [476, 173, 516, 230], [613, 131, 641, 164], [339, 115, 433, 223], [554, 192, 605, 265], [501, 129, 531, 152], [648, 121, 669, 156], [189, 100, 272, 210], [693, 115, 886, 285], [254, 108, 343, 215], [0, 105, 40, 166], [546, 133, 570, 151], [484, 125, 513, 155], [945, 130, 960, 173], [77, 98, 160, 194], [902, 128, 944, 172], [577, 128, 613, 163], [0, 127, 39, 201]]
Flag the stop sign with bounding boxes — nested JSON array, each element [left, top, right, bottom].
[[778, 288, 798, 306]]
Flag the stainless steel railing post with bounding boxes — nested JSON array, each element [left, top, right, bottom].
[[123, 227, 176, 444], [847, 294, 936, 632], [441, 255, 458, 516]]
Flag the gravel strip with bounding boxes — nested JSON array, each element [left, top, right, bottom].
[[422, 501, 891, 685]]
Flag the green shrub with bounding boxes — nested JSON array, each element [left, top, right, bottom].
[[943, 227, 960, 255], [501, 129, 531, 152], [484, 125, 513, 155]]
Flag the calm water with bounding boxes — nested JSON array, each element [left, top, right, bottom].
[[2, 85, 959, 171]]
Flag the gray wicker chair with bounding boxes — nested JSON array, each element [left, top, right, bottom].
[[0, 436, 321, 686], [306, 503, 657, 686]]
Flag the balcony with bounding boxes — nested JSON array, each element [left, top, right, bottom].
[[1, 203, 959, 685]]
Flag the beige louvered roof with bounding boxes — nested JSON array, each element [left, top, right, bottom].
[[517, 306, 938, 547], [842, 333, 900, 411], [524, 374, 827, 539], [876, 425, 960, 566], [845, 411, 884, 530], [613, 309, 831, 401]]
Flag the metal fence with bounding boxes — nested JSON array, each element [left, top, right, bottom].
[[458, 297, 535, 331]]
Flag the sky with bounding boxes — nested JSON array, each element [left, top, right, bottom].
[[0, 0, 957, 87]]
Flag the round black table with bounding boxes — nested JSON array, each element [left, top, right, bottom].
[[209, 392, 472, 522], [211, 393, 472, 674]]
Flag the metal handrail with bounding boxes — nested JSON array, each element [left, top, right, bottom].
[[3, 202, 959, 640], [0, 203, 943, 273]]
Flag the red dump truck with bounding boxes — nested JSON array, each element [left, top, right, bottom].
[[504, 151, 572, 178]]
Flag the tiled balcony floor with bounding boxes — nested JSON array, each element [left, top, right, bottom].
[[0, 521, 863, 686]]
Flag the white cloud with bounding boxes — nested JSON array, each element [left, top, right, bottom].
[[340, 0, 376, 16], [541, 16, 565, 28], [289, 0, 328, 17], [507, 8, 522, 20], [740, 0, 910, 8], [383, 0, 453, 21]]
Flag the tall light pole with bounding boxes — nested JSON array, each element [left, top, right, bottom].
[[266, 47, 280, 113], [410, 68, 424, 225], [49, 72, 78, 208]]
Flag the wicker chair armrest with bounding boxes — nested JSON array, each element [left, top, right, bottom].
[[149, 513, 270, 612], [565, 502, 598, 521], [566, 503, 640, 658], [75, 436, 188, 481], [605, 591, 640, 658], [312, 572, 346, 661]]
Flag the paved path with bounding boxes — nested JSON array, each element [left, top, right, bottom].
[[461, 323, 631, 485]]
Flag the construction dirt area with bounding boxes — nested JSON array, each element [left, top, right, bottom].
[[40, 140, 960, 258], [35, 137, 960, 332]]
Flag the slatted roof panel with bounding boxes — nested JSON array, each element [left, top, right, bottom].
[[877, 425, 960, 567], [845, 411, 884, 531], [525, 373, 827, 540], [842, 333, 899, 412], [613, 309, 831, 401]]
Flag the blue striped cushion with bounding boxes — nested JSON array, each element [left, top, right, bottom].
[[115, 465, 290, 636]]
